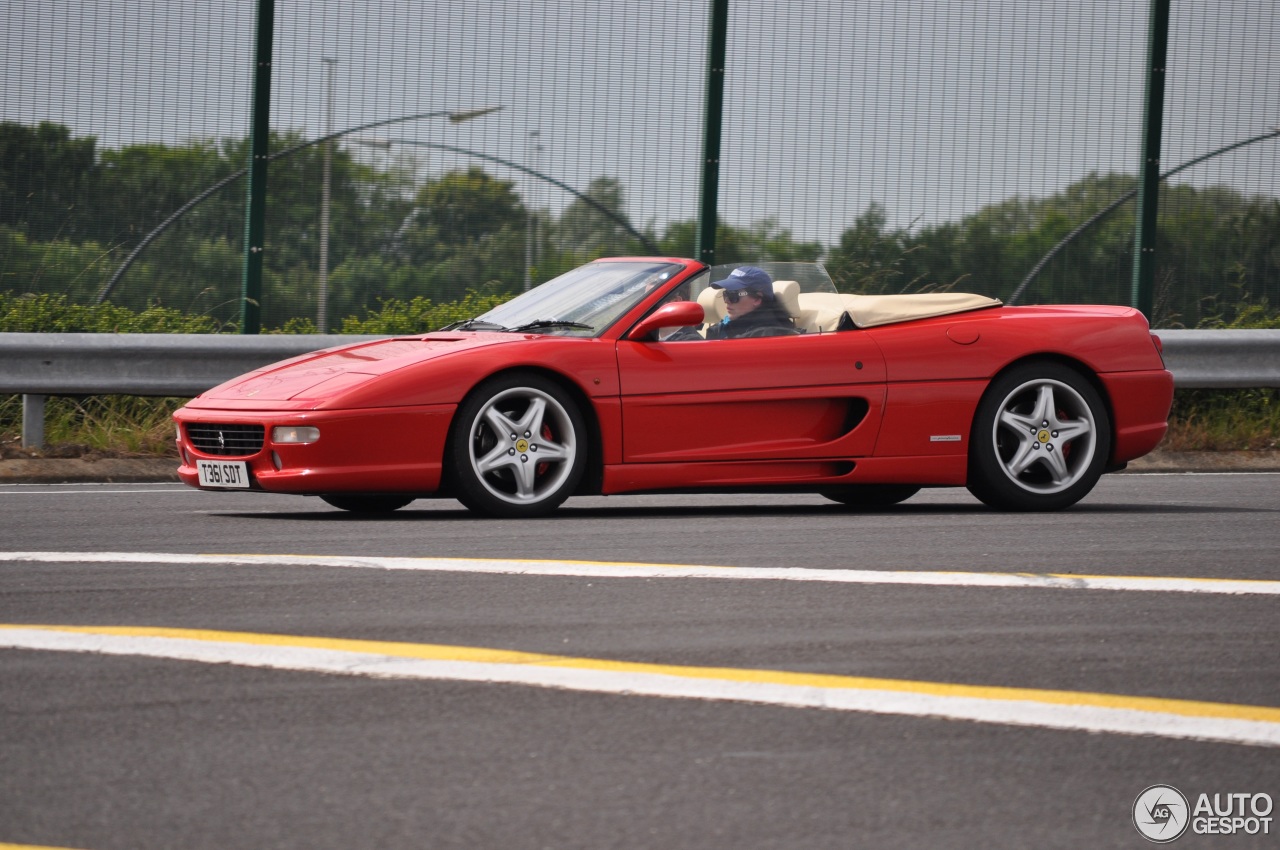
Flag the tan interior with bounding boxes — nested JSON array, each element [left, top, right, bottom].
[[697, 285, 726, 325], [793, 289, 1002, 331], [695, 280, 1000, 335]]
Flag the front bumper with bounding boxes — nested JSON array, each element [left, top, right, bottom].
[[174, 404, 455, 495]]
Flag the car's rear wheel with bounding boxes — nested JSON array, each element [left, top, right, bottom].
[[820, 484, 920, 508], [320, 494, 414, 513], [967, 362, 1111, 511], [448, 373, 587, 518]]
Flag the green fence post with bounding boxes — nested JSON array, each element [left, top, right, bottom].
[[1131, 0, 1170, 319], [241, 0, 276, 334], [696, 0, 728, 265]]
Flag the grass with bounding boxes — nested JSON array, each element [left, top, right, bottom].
[[1161, 388, 1279, 452], [2, 388, 1277, 459], [0, 394, 184, 459]]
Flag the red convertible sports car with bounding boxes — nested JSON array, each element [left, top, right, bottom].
[[174, 258, 1173, 516]]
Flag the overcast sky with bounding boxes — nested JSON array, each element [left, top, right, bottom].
[[5, 0, 1278, 244]]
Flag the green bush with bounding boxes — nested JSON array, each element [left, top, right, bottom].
[[338, 292, 507, 335], [0, 288, 509, 335], [0, 292, 225, 333]]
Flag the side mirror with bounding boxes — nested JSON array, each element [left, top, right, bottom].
[[627, 301, 706, 340]]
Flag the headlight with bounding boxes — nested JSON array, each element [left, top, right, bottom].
[[271, 426, 320, 444]]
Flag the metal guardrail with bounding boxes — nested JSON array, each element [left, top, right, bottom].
[[0, 333, 383, 396], [2, 329, 1279, 447], [0, 333, 377, 449], [1154, 329, 1280, 388]]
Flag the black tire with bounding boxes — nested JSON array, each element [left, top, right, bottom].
[[967, 362, 1111, 511], [448, 373, 587, 518], [820, 484, 921, 508], [320, 494, 414, 513]]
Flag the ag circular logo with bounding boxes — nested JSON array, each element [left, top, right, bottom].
[[1134, 785, 1190, 843]]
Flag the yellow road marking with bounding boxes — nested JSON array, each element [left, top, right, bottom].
[[4, 625, 1279, 741]]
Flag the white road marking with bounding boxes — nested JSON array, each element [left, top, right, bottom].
[[3, 625, 1278, 748], [1, 551, 1277, 596]]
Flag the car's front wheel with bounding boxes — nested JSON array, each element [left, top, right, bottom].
[[967, 362, 1111, 511], [448, 373, 587, 518]]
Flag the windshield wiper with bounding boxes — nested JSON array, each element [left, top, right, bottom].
[[507, 319, 594, 333], [441, 318, 509, 331]]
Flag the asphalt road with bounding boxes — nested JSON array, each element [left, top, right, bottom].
[[2, 473, 1278, 850]]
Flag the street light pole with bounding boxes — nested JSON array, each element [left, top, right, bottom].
[[318, 57, 337, 333], [523, 129, 541, 291]]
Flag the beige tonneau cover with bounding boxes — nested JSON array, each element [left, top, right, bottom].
[[842, 292, 1002, 328], [790, 290, 1001, 331]]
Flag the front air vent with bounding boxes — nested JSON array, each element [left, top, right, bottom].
[[186, 423, 265, 457]]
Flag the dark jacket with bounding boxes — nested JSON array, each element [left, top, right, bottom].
[[704, 303, 797, 339]]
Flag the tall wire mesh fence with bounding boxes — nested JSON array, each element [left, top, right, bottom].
[[3, 0, 1277, 330]]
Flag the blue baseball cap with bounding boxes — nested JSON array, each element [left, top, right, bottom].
[[712, 266, 774, 300]]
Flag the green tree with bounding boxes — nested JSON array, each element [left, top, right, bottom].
[[0, 121, 99, 242], [552, 176, 646, 260], [0, 227, 117, 302], [657, 216, 822, 265], [390, 166, 526, 301], [94, 140, 239, 246], [825, 204, 968, 294], [402, 166, 523, 262], [91, 130, 408, 325]]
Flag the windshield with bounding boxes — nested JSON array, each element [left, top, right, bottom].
[[475, 260, 686, 337], [697, 261, 839, 299]]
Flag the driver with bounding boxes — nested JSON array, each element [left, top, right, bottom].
[[705, 266, 796, 339]]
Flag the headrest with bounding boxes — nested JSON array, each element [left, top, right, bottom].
[[773, 280, 801, 319], [697, 286, 725, 324]]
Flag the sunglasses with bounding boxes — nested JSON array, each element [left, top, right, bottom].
[[721, 289, 762, 304]]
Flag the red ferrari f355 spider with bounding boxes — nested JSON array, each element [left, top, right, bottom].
[[174, 258, 1173, 516]]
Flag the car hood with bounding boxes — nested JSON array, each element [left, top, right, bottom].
[[192, 332, 521, 406]]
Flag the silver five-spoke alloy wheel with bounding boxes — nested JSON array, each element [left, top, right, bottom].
[[993, 378, 1097, 494], [449, 373, 586, 517], [968, 362, 1111, 511]]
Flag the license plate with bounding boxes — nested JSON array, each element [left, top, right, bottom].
[[196, 459, 251, 489]]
